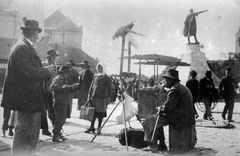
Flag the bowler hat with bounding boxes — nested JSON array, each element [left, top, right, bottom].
[[205, 71, 212, 76], [163, 69, 180, 81], [58, 65, 70, 74], [66, 60, 75, 66], [190, 70, 197, 76], [79, 60, 90, 68], [20, 18, 42, 33], [226, 67, 232, 72], [46, 49, 58, 58]]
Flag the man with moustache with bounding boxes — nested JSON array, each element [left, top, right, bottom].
[[142, 69, 195, 153], [1, 18, 50, 155]]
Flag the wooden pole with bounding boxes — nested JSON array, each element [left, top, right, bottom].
[[120, 35, 126, 75], [122, 92, 129, 151], [139, 58, 142, 77], [127, 42, 131, 72], [154, 64, 156, 83], [137, 58, 142, 119], [62, 26, 65, 46], [55, 42, 57, 51], [157, 60, 159, 85]]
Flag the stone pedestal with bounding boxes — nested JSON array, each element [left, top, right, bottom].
[[181, 44, 220, 86]]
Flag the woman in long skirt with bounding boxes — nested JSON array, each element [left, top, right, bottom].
[[84, 62, 112, 134]]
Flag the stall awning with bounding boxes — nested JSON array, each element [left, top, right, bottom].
[[122, 54, 189, 66]]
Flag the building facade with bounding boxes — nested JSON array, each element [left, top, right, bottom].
[[44, 10, 83, 50]]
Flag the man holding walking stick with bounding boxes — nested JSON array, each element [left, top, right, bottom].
[[142, 69, 195, 153]]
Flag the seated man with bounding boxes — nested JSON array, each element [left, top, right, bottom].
[[142, 69, 195, 153]]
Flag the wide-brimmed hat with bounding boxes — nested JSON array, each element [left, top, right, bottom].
[[46, 49, 58, 58], [66, 60, 75, 66], [20, 18, 42, 33], [79, 60, 90, 68], [205, 71, 212, 76], [162, 69, 180, 81], [57, 65, 70, 74]]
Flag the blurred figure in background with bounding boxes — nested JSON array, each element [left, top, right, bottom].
[[199, 71, 215, 120], [42, 49, 58, 134], [66, 60, 79, 118], [219, 67, 237, 122], [77, 60, 94, 110], [186, 70, 199, 119]]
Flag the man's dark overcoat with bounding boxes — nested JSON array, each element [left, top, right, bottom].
[[78, 68, 94, 107], [1, 38, 50, 113]]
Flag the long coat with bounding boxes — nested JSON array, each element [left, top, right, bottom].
[[1, 38, 50, 113], [50, 74, 74, 105], [186, 78, 199, 103], [78, 68, 93, 107], [160, 83, 195, 127], [183, 12, 197, 37], [88, 74, 112, 100], [88, 74, 112, 113], [199, 77, 215, 98], [79, 68, 94, 91], [142, 83, 195, 140]]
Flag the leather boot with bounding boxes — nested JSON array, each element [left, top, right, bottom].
[[150, 143, 159, 153], [84, 127, 95, 133], [9, 127, 14, 136], [52, 134, 64, 142], [2, 130, 6, 137], [142, 143, 158, 152], [59, 133, 67, 140], [158, 142, 168, 151]]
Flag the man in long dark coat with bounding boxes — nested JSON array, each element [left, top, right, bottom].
[[77, 60, 94, 109], [186, 70, 199, 118], [142, 69, 195, 153], [41, 49, 58, 134], [1, 18, 50, 155], [199, 71, 215, 120]]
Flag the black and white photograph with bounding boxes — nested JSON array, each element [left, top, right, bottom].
[[0, 0, 240, 155]]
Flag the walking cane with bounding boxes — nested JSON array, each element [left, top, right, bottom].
[[151, 85, 165, 142], [151, 110, 160, 142]]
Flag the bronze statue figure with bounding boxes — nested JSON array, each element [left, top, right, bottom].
[[183, 9, 208, 44]]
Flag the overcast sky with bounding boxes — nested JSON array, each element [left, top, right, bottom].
[[44, 0, 240, 76]]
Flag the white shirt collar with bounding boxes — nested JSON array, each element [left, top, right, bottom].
[[24, 37, 33, 45]]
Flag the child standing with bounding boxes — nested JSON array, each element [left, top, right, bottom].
[[50, 65, 79, 142]]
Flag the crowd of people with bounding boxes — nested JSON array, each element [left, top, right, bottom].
[[186, 68, 238, 122], [0, 18, 238, 155], [0, 18, 116, 156]]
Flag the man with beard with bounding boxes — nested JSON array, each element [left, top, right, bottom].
[[1, 18, 50, 155]]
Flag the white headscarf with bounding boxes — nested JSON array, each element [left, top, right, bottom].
[[96, 62, 107, 76]]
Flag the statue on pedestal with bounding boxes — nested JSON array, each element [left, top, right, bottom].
[[183, 9, 208, 44]]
